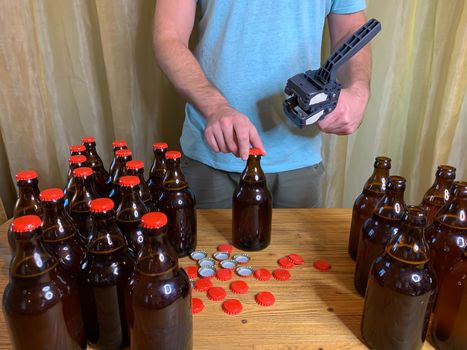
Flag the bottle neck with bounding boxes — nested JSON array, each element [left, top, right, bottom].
[[163, 159, 188, 190], [150, 149, 167, 179], [437, 188, 467, 228], [386, 221, 430, 264], [364, 168, 390, 193], [11, 229, 58, 279], [241, 155, 266, 183], [375, 189, 406, 220], [73, 176, 98, 199], [15, 182, 42, 217], [88, 211, 126, 254], [120, 187, 146, 208], [136, 229, 178, 278]]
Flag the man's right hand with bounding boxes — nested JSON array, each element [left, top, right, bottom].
[[204, 105, 265, 161]]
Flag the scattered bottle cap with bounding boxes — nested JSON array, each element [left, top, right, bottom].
[[278, 256, 294, 269], [207, 286, 227, 301], [313, 259, 331, 272], [273, 269, 291, 281], [220, 259, 237, 269], [222, 299, 243, 315], [255, 291, 275, 307], [254, 268, 272, 281], [192, 298, 205, 314], [213, 251, 230, 261], [288, 253, 305, 265], [217, 243, 233, 254], [216, 268, 233, 281], [198, 266, 216, 278], [198, 257, 216, 268], [233, 253, 251, 265], [230, 280, 249, 294], [190, 250, 208, 261], [194, 278, 213, 292], [235, 266, 254, 278]]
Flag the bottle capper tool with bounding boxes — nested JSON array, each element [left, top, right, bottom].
[[283, 18, 381, 128]]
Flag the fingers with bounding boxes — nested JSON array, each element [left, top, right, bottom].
[[233, 122, 250, 160], [249, 127, 266, 155]]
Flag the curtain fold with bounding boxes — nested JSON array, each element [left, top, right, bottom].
[[0, 0, 466, 217]]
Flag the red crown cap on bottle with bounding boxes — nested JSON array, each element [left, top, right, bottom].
[[112, 140, 127, 148], [81, 136, 96, 143], [70, 145, 86, 153], [15, 170, 38, 181], [11, 215, 42, 233], [69, 155, 87, 164], [249, 148, 264, 156], [119, 175, 140, 187], [90, 198, 114, 213], [165, 150, 182, 159], [153, 142, 168, 150], [126, 160, 144, 170], [115, 149, 132, 158], [40, 188, 65, 202], [142, 212, 168, 229], [73, 167, 93, 177]]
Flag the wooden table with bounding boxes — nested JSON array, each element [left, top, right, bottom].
[[0, 209, 436, 350]]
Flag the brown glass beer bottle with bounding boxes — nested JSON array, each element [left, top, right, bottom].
[[8, 170, 44, 253], [232, 148, 272, 251], [13, 170, 43, 218], [147, 142, 168, 206], [431, 246, 467, 349], [64, 155, 88, 210], [158, 150, 197, 257], [109, 148, 133, 207], [420, 165, 456, 225], [69, 144, 87, 156], [426, 181, 467, 288], [69, 167, 100, 244], [361, 206, 436, 350], [126, 159, 155, 211], [354, 175, 407, 296], [116, 176, 149, 258], [348, 156, 391, 260], [126, 212, 192, 350], [3, 215, 86, 349], [80, 198, 133, 349], [82, 136, 113, 197], [40, 188, 86, 274], [109, 140, 128, 178]]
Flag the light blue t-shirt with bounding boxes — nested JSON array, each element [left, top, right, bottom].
[[181, 0, 366, 173]]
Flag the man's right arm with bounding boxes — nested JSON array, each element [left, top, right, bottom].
[[153, 0, 264, 160]]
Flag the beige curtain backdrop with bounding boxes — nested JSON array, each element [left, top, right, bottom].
[[0, 0, 466, 217]]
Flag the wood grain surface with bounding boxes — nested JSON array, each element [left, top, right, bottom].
[[0, 209, 436, 350]]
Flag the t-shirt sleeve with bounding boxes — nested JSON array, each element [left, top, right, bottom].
[[330, 0, 366, 14]]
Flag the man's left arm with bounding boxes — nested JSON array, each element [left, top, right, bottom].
[[317, 11, 371, 135]]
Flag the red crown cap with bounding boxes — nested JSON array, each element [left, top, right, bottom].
[[249, 148, 264, 156], [73, 167, 93, 177], [153, 142, 168, 150], [119, 175, 140, 187], [126, 160, 144, 170], [69, 155, 87, 164], [40, 188, 64, 201], [15, 170, 38, 181], [112, 140, 127, 148], [11, 215, 42, 233], [115, 149, 132, 158], [69, 145, 86, 153], [90, 198, 114, 213], [81, 136, 96, 143], [166, 150, 182, 159], [142, 212, 168, 229]]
